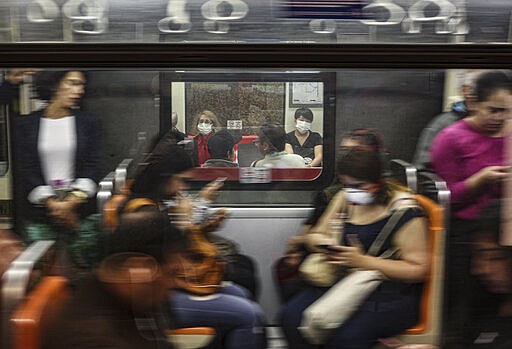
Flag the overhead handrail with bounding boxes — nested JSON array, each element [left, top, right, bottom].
[[1, 240, 55, 349], [390, 159, 418, 193]]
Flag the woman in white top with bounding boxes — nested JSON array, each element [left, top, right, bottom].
[[16, 70, 102, 274]]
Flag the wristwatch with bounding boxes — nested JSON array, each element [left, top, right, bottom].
[[68, 190, 88, 203]]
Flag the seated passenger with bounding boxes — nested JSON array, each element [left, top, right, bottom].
[[15, 70, 102, 279], [464, 200, 512, 348], [285, 107, 323, 167], [127, 134, 267, 349], [171, 111, 186, 143], [202, 129, 241, 167], [43, 210, 184, 349], [251, 122, 305, 168], [275, 128, 385, 302], [191, 110, 220, 166], [280, 148, 429, 349]]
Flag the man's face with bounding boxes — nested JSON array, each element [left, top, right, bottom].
[[471, 233, 512, 294]]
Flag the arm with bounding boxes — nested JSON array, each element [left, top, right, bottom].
[[309, 144, 323, 167], [328, 217, 429, 282]]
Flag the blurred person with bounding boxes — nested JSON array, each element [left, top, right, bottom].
[[412, 70, 484, 170], [275, 128, 385, 302], [430, 70, 512, 345], [15, 70, 102, 277], [191, 110, 220, 166], [42, 210, 185, 349], [463, 200, 512, 348], [202, 129, 241, 167], [280, 148, 429, 349], [126, 134, 267, 349], [0, 68, 35, 114], [171, 111, 186, 143], [285, 107, 323, 167], [252, 122, 305, 168]]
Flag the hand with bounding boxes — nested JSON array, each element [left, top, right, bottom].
[[199, 178, 225, 202], [285, 235, 306, 254], [200, 208, 229, 233], [475, 165, 511, 185], [46, 198, 79, 228], [327, 235, 368, 268]]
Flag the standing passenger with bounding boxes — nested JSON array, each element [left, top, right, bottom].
[[430, 70, 512, 345], [16, 70, 102, 275], [191, 110, 220, 166], [412, 70, 483, 170], [285, 107, 323, 167]]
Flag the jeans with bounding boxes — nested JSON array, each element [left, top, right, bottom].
[[170, 283, 267, 349]]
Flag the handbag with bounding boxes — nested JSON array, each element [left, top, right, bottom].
[[299, 210, 348, 287], [299, 207, 408, 345]]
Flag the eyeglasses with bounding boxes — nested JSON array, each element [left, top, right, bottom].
[[198, 119, 213, 125]]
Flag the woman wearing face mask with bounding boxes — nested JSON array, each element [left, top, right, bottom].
[[280, 148, 429, 349], [191, 110, 220, 166], [285, 107, 323, 167]]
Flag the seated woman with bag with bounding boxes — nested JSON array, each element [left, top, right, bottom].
[[124, 133, 267, 349], [280, 147, 429, 349]]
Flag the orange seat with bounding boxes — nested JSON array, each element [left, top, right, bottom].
[[403, 194, 444, 335], [167, 327, 217, 349], [11, 276, 71, 349]]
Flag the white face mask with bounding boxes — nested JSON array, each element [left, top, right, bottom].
[[296, 120, 311, 134], [344, 188, 375, 205], [197, 123, 212, 135]]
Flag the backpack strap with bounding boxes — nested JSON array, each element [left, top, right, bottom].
[[124, 198, 158, 213]]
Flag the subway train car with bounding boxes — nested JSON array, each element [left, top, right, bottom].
[[1, 0, 512, 348]]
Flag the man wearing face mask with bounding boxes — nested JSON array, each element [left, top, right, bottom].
[[285, 107, 323, 167]]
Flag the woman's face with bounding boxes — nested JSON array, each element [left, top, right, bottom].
[[473, 89, 512, 136], [197, 114, 214, 135], [163, 170, 194, 199], [52, 71, 86, 109]]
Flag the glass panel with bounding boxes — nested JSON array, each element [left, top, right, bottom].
[[0, 0, 510, 44]]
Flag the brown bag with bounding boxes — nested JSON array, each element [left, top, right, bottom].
[[122, 198, 224, 296]]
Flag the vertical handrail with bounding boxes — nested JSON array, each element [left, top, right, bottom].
[[1, 240, 55, 349]]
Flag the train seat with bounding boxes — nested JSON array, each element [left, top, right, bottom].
[[10, 275, 216, 349], [11, 276, 71, 349], [404, 194, 444, 335]]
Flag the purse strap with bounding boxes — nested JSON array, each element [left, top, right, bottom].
[[367, 207, 409, 257]]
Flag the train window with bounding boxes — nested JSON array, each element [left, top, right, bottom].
[[161, 71, 336, 189]]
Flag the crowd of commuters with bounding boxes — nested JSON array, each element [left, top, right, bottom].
[[2, 68, 512, 349]]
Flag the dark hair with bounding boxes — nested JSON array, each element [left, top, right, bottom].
[[337, 149, 382, 184], [207, 129, 241, 159], [34, 70, 87, 101], [130, 131, 194, 199], [294, 107, 314, 122], [341, 128, 385, 152], [475, 70, 512, 103], [258, 122, 287, 152], [106, 210, 185, 264]]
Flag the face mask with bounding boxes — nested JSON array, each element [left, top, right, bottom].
[[344, 188, 375, 205], [296, 120, 311, 134], [197, 123, 212, 135]]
